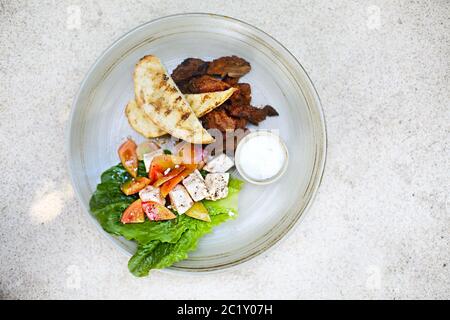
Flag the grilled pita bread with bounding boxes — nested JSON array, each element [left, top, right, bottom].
[[125, 100, 165, 138], [134, 55, 214, 144], [185, 88, 236, 118], [126, 88, 236, 138]]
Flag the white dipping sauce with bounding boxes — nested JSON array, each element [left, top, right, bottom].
[[237, 134, 287, 182]]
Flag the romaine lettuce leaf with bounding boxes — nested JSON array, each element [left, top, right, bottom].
[[89, 162, 243, 277], [203, 178, 243, 216]]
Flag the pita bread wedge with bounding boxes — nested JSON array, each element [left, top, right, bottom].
[[126, 88, 236, 138], [185, 87, 237, 118], [125, 100, 165, 138], [134, 55, 214, 144]]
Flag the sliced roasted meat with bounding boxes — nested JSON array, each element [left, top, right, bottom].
[[207, 55, 251, 78], [188, 75, 231, 93], [226, 105, 266, 125], [202, 109, 235, 131], [262, 105, 279, 116], [202, 109, 247, 132], [176, 80, 191, 94], [171, 58, 208, 83], [226, 104, 278, 125], [233, 116, 248, 129], [222, 75, 240, 86], [229, 83, 252, 106], [171, 55, 277, 134]]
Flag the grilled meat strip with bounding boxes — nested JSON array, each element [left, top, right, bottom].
[[171, 58, 208, 83], [188, 75, 231, 93], [207, 55, 251, 78], [229, 83, 252, 106], [225, 104, 279, 125], [262, 105, 279, 117], [202, 109, 247, 132], [222, 75, 240, 86]]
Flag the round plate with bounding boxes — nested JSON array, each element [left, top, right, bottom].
[[68, 13, 326, 272]]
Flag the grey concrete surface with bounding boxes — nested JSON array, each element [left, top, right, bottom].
[[0, 0, 449, 299]]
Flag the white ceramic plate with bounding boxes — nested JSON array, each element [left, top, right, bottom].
[[68, 13, 326, 272]]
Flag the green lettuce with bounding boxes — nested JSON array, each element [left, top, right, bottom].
[[89, 162, 243, 277]]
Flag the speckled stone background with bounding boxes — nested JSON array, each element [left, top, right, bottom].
[[1, 0, 449, 299]]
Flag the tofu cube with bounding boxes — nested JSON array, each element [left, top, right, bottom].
[[139, 185, 165, 205], [203, 154, 234, 173], [182, 169, 208, 202], [205, 173, 229, 201], [169, 185, 193, 214]]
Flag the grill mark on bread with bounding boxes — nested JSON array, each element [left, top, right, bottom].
[[180, 112, 190, 121], [164, 108, 172, 116]]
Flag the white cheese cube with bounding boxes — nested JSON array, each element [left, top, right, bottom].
[[169, 185, 194, 214], [139, 185, 165, 205], [205, 173, 229, 201], [203, 154, 234, 173], [182, 169, 208, 202], [143, 149, 164, 172]]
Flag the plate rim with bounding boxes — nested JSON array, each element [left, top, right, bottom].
[[67, 12, 328, 274]]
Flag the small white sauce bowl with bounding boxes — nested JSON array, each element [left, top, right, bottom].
[[235, 130, 289, 185]]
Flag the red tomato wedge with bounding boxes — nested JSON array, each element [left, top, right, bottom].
[[142, 201, 176, 221], [121, 199, 145, 224], [118, 138, 138, 178], [152, 165, 186, 187], [160, 164, 197, 198], [149, 168, 164, 185], [120, 177, 151, 195], [148, 155, 182, 183]]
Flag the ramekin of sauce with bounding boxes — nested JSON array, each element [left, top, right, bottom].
[[235, 130, 289, 185]]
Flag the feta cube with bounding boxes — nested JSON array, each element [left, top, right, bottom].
[[139, 185, 165, 205], [205, 173, 229, 201], [168, 185, 193, 214], [182, 169, 208, 202], [143, 149, 164, 172], [203, 154, 234, 173]]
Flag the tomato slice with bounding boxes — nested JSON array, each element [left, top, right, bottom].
[[148, 155, 182, 183], [185, 202, 211, 222], [118, 138, 138, 178], [160, 164, 197, 198], [121, 199, 145, 224], [149, 168, 163, 184], [120, 177, 151, 195], [152, 165, 186, 187], [142, 201, 176, 221]]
